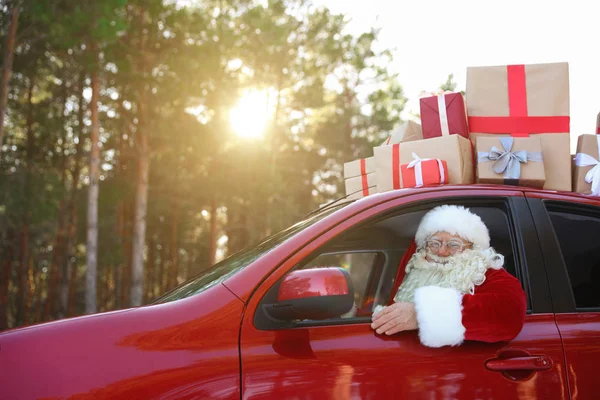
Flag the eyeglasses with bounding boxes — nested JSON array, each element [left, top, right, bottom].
[[425, 239, 472, 254]]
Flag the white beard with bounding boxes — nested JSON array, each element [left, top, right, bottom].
[[393, 248, 503, 303]]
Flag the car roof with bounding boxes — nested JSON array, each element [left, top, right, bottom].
[[312, 184, 599, 216]]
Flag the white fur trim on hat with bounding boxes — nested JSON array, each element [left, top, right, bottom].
[[414, 285, 465, 347], [415, 205, 490, 250]]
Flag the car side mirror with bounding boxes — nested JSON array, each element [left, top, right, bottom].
[[263, 267, 354, 322]]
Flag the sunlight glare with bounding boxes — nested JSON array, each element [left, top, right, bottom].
[[229, 90, 270, 139]]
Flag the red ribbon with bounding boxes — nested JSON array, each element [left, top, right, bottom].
[[507, 65, 528, 136], [597, 126, 600, 135], [468, 64, 570, 137], [392, 144, 401, 189], [361, 176, 369, 196], [468, 116, 570, 136], [359, 158, 369, 195]]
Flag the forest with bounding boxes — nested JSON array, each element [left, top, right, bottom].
[[0, 0, 454, 330]]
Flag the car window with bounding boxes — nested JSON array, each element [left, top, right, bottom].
[[300, 252, 383, 318], [152, 202, 350, 304], [547, 209, 600, 309], [257, 200, 524, 328]]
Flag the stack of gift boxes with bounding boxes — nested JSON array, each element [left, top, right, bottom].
[[343, 61, 600, 198]]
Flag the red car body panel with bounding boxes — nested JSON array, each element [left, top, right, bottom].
[[555, 313, 600, 399], [240, 314, 568, 399], [1, 184, 597, 399], [1, 284, 243, 399]]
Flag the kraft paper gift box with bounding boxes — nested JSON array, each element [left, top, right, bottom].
[[419, 92, 469, 140], [476, 136, 545, 188], [374, 135, 473, 192], [345, 172, 377, 199], [343, 156, 375, 179], [573, 134, 600, 196], [380, 120, 423, 145], [466, 62, 571, 191]]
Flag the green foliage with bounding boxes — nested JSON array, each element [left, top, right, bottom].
[[440, 73, 457, 92], [0, 0, 407, 328]]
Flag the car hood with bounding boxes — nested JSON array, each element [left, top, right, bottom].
[[0, 283, 244, 399]]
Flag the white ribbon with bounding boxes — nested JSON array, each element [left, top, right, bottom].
[[573, 136, 600, 196], [437, 95, 450, 136], [407, 152, 446, 187]]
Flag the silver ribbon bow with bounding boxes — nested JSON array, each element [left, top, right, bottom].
[[573, 135, 600, 196], [477, 137, 543, 180]]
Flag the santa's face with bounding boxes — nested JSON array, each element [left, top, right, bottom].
[[424, 231, 473, 261], [394, 234, 489, 302]]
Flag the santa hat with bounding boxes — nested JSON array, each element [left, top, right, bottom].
[[415, 205, 490, 250]]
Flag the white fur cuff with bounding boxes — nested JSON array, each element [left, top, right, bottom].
[[414, 286, 466, 348]]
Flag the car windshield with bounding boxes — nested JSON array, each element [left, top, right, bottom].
[[151, 201, 351, 304]]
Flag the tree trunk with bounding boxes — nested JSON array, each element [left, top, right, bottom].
[[66, 221, 79, 317], [59, 159, 81, 318], [45, 199, 67, 320], [0, 3, 19, 152], [24, 258, 35, 324], [64, 74, 85, 317], [130, 100, 149, 307], [16, 224, 29, 326], [146, 233, 155, 303], [208, 196, 217, 266], [120, 201, 132, 307], [0, 246, 14, 330], [102, 265, 111, 312], [85, 66, 100, 315], [168, 193, 180, 289], [53, 74, 72, 320], [16, 74, 35, 326], [159, 238, 167, 294], [263, 75, 284, 238], [186, 249, 195, 280]]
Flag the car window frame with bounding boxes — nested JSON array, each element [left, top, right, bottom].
[[252, 192, 546, 331], [529, 197, 600, 313]]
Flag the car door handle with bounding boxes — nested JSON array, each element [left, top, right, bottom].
[[485, 356, 552, 372]]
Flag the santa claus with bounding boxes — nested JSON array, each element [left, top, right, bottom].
[[371, 205, 527, 348]]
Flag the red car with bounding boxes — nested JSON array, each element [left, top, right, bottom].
[[2, 185, 599, 399]]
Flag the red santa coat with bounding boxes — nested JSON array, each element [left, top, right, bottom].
[[413, 268, 527, 348]]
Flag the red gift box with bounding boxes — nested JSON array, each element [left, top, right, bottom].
[[400, 153, 449, 188], [420, 92, 469, 139]]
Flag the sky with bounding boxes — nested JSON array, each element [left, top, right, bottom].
[[313, 0, 599, 151]]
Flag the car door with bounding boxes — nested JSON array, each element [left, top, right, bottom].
[[526, 192, 600, 399], [240, 190, 568, 399]]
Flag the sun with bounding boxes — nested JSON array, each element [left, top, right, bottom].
[[229, 90, 270, 139]]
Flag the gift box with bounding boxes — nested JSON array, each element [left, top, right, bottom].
[[466, 62, 571, 191], [374, 135, 473, 192], [343, 157, 375, 179], [381, 120, 423, 145], [345, 172, 377, 200], [401, 154, 448, 188], [476, 136, 545, 188], [573, 134, 600, 196], [419, 92, 469, 139]]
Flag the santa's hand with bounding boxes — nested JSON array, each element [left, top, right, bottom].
[[370, 302, 418, 335]]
